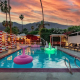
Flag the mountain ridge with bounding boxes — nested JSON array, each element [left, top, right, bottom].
[[0, 21, 71, 31]]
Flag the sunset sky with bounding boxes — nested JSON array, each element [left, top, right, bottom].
[[0, 0, 80, 25]]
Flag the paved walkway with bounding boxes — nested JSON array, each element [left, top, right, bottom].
[[0, 72, 80, 80]]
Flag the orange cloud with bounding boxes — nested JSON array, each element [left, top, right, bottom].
[[0, 0, 80, 26]]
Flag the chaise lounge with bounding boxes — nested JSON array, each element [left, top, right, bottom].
[[74, 44, 80, 52], [69, 43, 77, 50], [64, 43, 72, 49]]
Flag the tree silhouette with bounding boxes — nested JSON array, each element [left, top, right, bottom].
[[40, 0, 44, 28], [19, 14, 24, 32]]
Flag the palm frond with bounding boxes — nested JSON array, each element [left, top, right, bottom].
[[19, 14, 24, 20]]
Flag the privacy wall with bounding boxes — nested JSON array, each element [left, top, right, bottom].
[[68, 35, 80, 44]]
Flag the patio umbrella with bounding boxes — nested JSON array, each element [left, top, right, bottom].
[[32, 36, 39, 40], [26, 34, 33, 39], [26, 35, 39, 40]]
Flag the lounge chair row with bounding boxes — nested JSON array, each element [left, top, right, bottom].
[[64, 43, 80, 52]]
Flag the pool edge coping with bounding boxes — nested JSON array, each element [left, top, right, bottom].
[[0, 68, 80, 72]]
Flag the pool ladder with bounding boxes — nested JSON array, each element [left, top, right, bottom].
[[64, 57, 73, 74], [74, 57, 80, 68]]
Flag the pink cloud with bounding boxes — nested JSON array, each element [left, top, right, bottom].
[[0, 0, 80, 26]]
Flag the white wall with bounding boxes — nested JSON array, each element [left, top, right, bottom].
[[68, 35, 80, 43]]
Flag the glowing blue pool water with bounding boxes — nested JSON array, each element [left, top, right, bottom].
[[0, 47, 80, 68]]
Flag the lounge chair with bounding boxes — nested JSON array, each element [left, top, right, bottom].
[[2, 46, 6, 51], [69, 43, 77, 50], [64, 43, 72, 49], [74, 44, 80, 52]]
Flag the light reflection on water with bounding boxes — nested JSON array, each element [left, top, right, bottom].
[[0, 47, 80, 68]]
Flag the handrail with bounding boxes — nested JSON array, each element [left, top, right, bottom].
[[74, 58, 80, 68], [64, 58, 73, 74]]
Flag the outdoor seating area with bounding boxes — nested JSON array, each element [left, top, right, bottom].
[[49, 33, 80, 52], [64, 31, 80, 52], [16, 34, 41, 45], [64, 43, 80, 52], [0, 31, 17, 53], [50, 34, 67, 47], [0, 32, 42, 54], [1, 31, 80, 53]]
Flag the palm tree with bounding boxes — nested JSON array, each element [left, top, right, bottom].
[[5, 26, 19, 35], [0, 0, 10, 27], [3, 0, 8, 27], [40, 0, 44, 28], [8, 21, 13, 27], [8, 0, 12, 34], [36, 21, 50, 30], [2, 20, 13, 27], [2, 20, 6, 27], [0, 1, 4, 13], [19, 14, 24, 32], [31, 26, 34, 31]]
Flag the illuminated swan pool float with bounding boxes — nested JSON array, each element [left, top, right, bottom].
[[44, 42, 57, 52], [13, 45, 33, 65]]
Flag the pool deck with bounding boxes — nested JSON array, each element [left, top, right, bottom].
[[57, 46, 80, 59], [0, 45, 21, 59], [0, 72, 80, 80], [0, 46, 80, 80]]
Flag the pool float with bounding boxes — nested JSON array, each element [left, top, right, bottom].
[[45, 41, 49, 48], [31, 42, 40, 48], [44, 43, 56, 52], [13, 45, 33, 65], [40, 41, 48, 50]]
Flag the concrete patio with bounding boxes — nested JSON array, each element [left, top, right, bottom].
[[0, 72, 80, 80]]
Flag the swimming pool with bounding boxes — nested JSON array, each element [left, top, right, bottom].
[[0, 47, 80, 68]]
